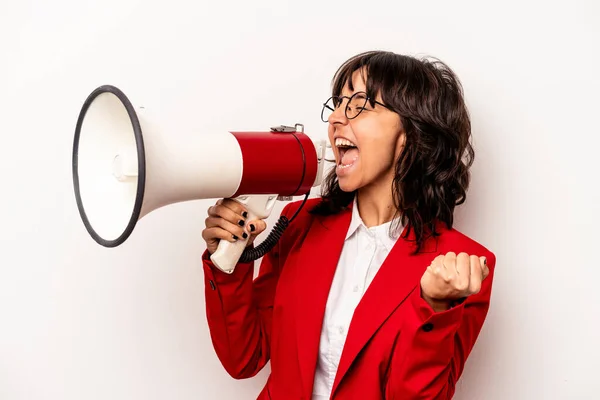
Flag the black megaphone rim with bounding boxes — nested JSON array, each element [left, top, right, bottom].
[[72, 84, 146, 248]]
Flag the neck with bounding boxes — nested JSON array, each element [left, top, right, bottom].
[[355, 177, 397, 228]]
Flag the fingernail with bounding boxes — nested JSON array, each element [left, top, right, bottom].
[[238, 220, 244, 226], [242, 211, 248, 218], [242, 232, 248, 239], [250, 224, 255, 232], [232, 234, 238, 240]]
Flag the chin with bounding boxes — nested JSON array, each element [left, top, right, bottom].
[[337, 177, 359, 193]]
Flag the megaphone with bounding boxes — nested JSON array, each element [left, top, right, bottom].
[[72, 85, 327, 274]]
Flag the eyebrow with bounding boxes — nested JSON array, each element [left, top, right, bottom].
[[337, 91, 367, 98]]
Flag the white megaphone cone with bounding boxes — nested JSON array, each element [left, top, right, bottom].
[[72, 85, 327, 273]]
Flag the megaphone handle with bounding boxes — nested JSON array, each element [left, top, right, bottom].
[[209, 194, 278, 274]]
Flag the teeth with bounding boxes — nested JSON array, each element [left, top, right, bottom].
[[335, 138, 357, 148]]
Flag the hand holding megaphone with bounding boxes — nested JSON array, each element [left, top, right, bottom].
[[202, 198, 268, 256], [206, 193, 307, 272]]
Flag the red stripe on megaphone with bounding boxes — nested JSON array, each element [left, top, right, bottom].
[[231, 130, 318, 197]]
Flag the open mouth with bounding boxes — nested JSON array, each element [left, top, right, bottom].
[[335, 138, 359, 169]]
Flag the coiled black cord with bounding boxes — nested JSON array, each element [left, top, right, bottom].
[[238, 192, 310, 263]]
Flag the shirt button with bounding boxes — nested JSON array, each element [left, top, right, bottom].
[[338, 326, 344, 335], [353, 285, 360, 292]]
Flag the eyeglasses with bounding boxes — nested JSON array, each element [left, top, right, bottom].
[[321, 91, 390, 123]]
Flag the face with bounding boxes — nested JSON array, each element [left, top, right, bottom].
[[327, 69, 405, 193]]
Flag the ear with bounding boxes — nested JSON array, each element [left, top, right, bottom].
[[394, 129, 406, 157]]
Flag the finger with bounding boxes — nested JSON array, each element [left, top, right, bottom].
[[431, 254, 445, 265], [422, 263, 439, 285], [469, 255, 483, 294], [422, 260, 443, 299], [217, 199, 248, 218], [431, 256, 447, 282], [211, 199, 249, 221], [221, 198, 250, 218], [455, 252, 471, 291], [430, 263, 442, 277], [443, 252, 457, 283], [480, 256, 490, 279], [444, 252, 457, 269], [202, 226, 240, 243], [209, 204, 248, 228], [425, 255, 444, 282], [245, 219, 267, 235], [420, 265, 434, 291], [204, 216, 248, 240]]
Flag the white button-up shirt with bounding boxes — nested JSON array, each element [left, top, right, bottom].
[[312, 198, 402, 399]]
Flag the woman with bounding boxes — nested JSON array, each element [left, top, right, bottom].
[[201, 50, 496, 399]]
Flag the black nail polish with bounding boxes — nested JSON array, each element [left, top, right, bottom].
[[250, 224, 255, 232], [232, 234, 238, 240], [242, 232, 248, 239], [238, 220, 244, 226], [242, 211, 248, 218]]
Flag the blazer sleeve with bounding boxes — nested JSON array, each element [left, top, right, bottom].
[[201, 203, 293, 380], [386, 251, 496, 399]]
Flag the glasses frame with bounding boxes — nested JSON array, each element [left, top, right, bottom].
[[321, 91, 391, 123]]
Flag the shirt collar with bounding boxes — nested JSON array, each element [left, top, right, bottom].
[[345, 196, 402, 251]]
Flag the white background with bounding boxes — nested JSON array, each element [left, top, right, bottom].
[[1, 0, 599, 399]]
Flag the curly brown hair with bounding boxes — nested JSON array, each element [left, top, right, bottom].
[[309, 50, 474, 253]]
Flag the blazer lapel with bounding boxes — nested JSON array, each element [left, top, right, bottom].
[[293, 207, 353, 398], [330, 227, 440, 396]]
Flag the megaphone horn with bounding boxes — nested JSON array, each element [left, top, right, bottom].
[[72, 85, 327, 273]]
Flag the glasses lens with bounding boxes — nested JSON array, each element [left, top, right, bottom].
[[346, 93, 368, 119], [321, 97, 338, 122]]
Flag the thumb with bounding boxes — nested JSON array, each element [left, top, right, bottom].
[[479, 256, 490, 279]]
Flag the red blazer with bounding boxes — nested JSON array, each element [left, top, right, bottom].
[[202, 198, 496, 399]]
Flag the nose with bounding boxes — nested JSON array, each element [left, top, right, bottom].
[[328, 100, 349, 126]]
